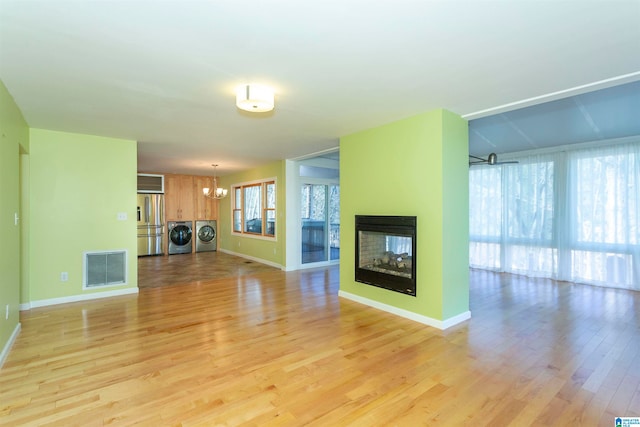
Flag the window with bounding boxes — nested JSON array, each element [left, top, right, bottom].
[[301, 184, 325, 220], [232, 179, 276, 238], [469, 166, 502, 269], [469, 140, 640, 290], [570, 147, 638, 287]]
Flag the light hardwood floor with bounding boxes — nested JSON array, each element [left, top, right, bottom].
[[1, 254, 639, 426]]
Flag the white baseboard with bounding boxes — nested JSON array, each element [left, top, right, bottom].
[[0, 322, 21, 369], [338, 290, 471, 330], [440, 310, 473, 329], [289, 260, 340, 272], [219, 249, 284, 270], [20, 287, 139, 311]]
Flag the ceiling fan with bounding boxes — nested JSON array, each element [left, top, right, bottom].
[[468, 153, 519, 166]]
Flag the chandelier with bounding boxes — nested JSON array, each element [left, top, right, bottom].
[[203, 164, 228, 199]]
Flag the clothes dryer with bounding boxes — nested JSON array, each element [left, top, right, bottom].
[[195, 220, 217, 252], [168, 221, 193, 254]]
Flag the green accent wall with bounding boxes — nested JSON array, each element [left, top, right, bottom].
[[441, 110, 470, 318], [340, 109, 469, 322], [0, 79, 28, 354], [27, 129, 138, 302], [218, 160, 286, 266], [20, 153, 30, 305]]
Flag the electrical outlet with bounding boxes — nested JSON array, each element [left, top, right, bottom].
[[60, 272, 69, 282], [117, 212, 127, 221], [5, 304, 8, 320]]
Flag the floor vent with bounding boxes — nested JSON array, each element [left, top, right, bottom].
[[83, 250, 127, 289]]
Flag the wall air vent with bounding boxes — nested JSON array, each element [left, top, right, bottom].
[[137, 174, 164, 193], [83, 250, 127, 289]]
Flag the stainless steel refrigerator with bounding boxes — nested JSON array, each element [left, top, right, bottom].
[[137, 193, 165, 256]]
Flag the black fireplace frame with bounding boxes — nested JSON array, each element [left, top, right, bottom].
[[355, 215, 417, 296]]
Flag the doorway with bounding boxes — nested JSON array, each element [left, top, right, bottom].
[[301, 183, 340, 264]]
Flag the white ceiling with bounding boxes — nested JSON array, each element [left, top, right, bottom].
[[1, 0, 639, 176]]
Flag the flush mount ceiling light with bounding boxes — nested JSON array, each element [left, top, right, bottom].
[[203, 164, 228, 199], [235, 84, 275, 112]]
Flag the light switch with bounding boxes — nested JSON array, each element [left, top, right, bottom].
[[117, 212, 127, 221]]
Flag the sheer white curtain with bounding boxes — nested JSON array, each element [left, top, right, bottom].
[[469, 166, 502, 269], [567, 143, 640, 289], [469, 140, 640, 291]]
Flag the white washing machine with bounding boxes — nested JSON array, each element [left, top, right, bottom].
[[196, 220, 217, 252], [168, 221, 193, 255]]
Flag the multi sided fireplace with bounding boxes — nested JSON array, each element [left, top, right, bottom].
[[355, 215, 417, 296]]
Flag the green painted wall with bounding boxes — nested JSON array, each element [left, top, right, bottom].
[[0, 80, 28, 353], [441, 111, 470, 318], [340, 109, 468, 321], [218, 160, 286, 266], [20, 154, 30, 305], [28, 129, 138, 302]]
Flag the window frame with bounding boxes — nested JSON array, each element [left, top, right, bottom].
[[231, 177, 277, 240]]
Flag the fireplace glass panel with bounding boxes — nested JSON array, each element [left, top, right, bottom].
[[358, 231, 413, 278]]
